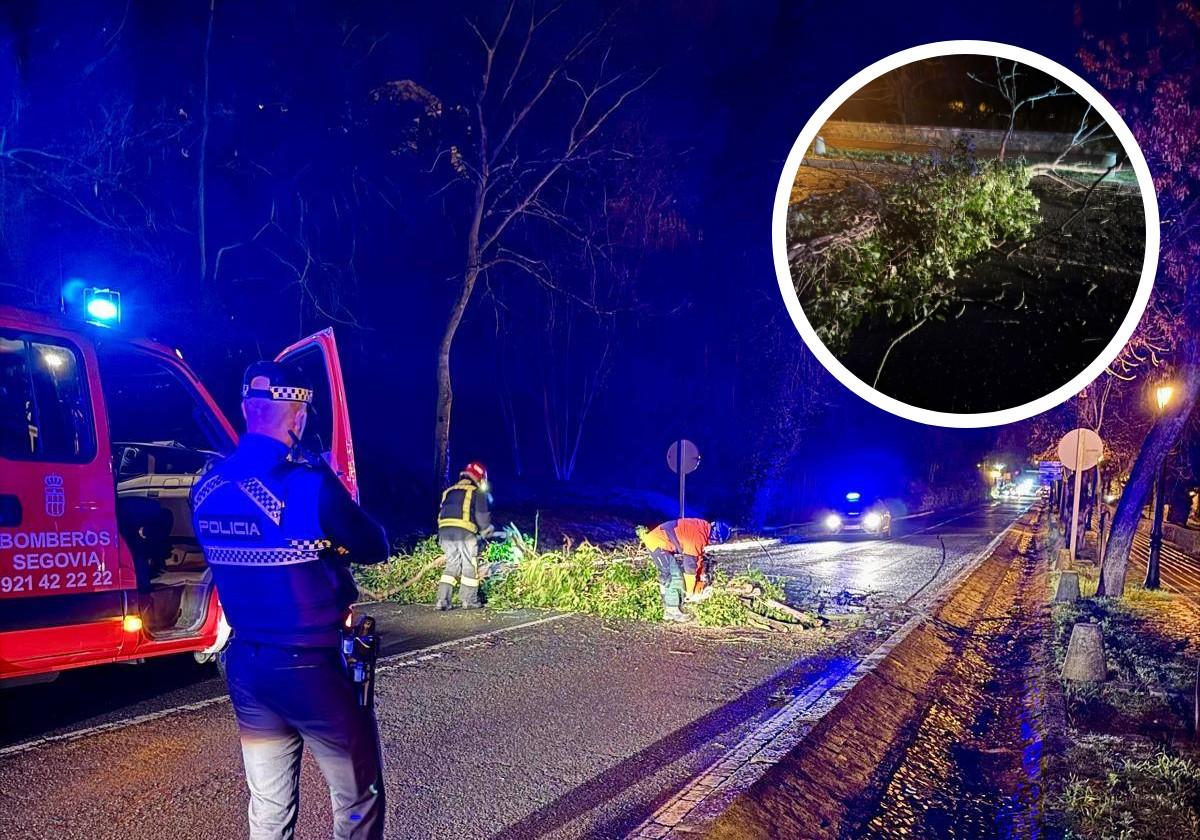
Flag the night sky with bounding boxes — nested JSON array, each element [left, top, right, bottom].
[[0, 1, 1100, 534]]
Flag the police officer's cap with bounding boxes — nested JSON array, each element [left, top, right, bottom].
[[242, 361, 314, 404]]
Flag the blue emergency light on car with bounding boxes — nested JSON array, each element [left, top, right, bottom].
[[84, 288, 121, 325], [845, 491, 861, 502]]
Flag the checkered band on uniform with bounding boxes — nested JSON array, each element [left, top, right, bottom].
[[192, 476, 228, 510], [238, 478, 284, 525], [289, 538, 332, 552], [204, 546, 324, 567], [241, 384, 313, 403]]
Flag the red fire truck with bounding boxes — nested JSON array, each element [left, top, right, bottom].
[[0, 304, 358, 685]]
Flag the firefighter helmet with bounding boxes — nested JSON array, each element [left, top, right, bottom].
[[710, 521, 731, 544], [461, 461, 487, 483]]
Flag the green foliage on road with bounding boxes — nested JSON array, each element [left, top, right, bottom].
[[354, 536, 445, 603], [790, 139, 1040, 355], [357, 531, 810, 628], [484, 541, 665, 620]]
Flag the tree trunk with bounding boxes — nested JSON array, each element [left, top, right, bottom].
[[434, 263, 479, 488], [1099, 328, 1200, 596], [198, 0, 215, 283], [999, 109, 1015, 162]]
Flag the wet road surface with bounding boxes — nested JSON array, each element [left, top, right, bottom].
[[725, 499, 1032, 611], [0, 606, 552, 750], [0, 499, 1026, 839]]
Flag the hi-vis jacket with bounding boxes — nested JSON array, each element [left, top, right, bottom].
[[641, 518, 713, 559], [191, 434, 388, 647], [437, 477, 491, 538]]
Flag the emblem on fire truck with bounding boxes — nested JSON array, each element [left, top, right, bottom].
[[44, 474, 66, 517]]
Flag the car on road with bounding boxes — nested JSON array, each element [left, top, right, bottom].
[[0, 302, 359, 687], [820, 492, 892, 538]]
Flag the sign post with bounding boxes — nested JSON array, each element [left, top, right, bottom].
[[667, 439, 700, 519], [1057, 428, 1104, 565]]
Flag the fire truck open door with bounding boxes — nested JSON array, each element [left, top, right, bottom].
[[274, 329, 359, 502]]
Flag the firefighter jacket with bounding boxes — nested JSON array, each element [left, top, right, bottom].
[[191, 434, 388, 647], [437, 477, 491, 539], [641, 518, 713, 559]]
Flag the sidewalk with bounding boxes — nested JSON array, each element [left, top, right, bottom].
[[1128, 526, 1200, 597]]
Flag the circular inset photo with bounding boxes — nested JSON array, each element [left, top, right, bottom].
[[774, 41, 1158, 427]]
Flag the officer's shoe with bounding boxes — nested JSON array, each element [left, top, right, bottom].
[[460, 602, 483, 610], [435, 600, 451, 612], [663, 607, 693, 623]]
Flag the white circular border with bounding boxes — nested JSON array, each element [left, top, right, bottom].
[[773, 39, 1160, 428]]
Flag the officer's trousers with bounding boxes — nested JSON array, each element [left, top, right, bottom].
[[437, 533, 481, 607], [226, 640, 385, 840]]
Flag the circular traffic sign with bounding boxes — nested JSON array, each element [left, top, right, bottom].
[[667, 439, 700, 474], [1057, 428, 1104, 472]]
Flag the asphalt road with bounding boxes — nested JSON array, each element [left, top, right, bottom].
[[0, 498, 1026, 840], [721, 498, 1033, 611]]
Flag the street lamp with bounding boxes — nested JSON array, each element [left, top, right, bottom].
[[1145, 382, 1175, 589], [1156, 385, 1174, 413]]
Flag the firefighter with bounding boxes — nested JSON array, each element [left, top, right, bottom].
[[191, 361, 390, 840], [640, 518, 731, 622], [435, 461, 494, 610]]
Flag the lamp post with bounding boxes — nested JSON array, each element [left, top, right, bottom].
[[1145, 383, 1175, 590]]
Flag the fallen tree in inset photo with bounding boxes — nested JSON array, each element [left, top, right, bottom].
[[789, 138, 1040, 384]]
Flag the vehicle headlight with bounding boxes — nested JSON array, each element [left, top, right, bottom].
[[864, 512, 883, 531], [824, 513, 842, 531]]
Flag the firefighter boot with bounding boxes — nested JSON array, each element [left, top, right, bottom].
[[459, 581, 482, 609], [459, 560, 482, 609], [435, 576, 456, 611]]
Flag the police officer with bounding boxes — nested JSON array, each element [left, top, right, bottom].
[[192, 361, 390, 840], [435, 461, 493, 610]]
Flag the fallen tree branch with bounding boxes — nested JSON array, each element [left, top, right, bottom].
[[874, 312, 933, 388], [359, 556, 446, 602]]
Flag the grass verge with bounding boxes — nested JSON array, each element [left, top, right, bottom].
[[1045, 559, 1200, 837]]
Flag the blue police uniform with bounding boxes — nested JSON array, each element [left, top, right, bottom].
[[192, 362, 389, 840]]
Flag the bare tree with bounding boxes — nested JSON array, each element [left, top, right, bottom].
[[374, 1, 653, 486], [540, 303, 613, 481], [969, 58, 1076, 161]]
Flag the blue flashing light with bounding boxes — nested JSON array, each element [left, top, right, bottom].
[[845, 491, 861, 502], [83, 288, 121, 325]]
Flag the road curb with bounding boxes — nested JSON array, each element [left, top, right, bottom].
[[628, 506, 1032, 839]]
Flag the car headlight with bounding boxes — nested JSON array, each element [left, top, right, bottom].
[[824, 513, 842, 531], [864, 512, 883, 531]]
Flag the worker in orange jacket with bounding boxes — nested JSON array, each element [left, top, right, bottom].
[[640, 518, 731, 622]]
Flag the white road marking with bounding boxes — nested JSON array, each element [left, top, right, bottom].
[[0, 612, 572, 759]]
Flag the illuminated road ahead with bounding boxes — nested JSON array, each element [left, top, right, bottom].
[[0, 499, 1026, 840], [723, 498, 1033, 610]]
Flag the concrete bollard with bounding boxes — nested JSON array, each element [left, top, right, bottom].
[[1062, 623, 1107, 682], [814, 136, 826, 155], [1054, 572, 1080, 603]]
